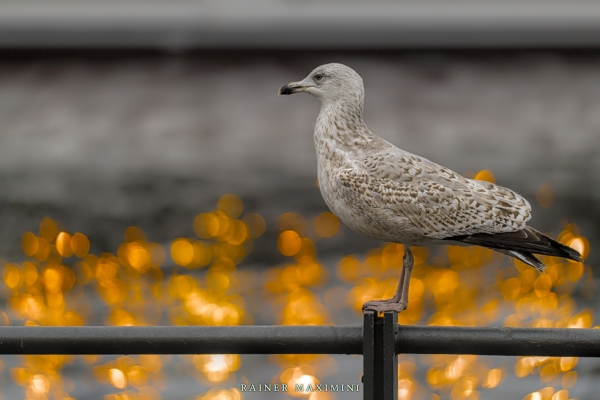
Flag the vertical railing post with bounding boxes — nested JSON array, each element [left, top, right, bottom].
[[383, 311, 398, 400], [363, 311, 398, 400], [363, 311, 379, 400]]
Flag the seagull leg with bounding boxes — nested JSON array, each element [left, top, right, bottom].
[[362, 246, 414, 313]]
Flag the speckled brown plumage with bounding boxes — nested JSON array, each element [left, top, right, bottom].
[[279, 63, 582, 313]]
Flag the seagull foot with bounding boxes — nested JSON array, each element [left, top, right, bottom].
[[362, 299, 407, 313]]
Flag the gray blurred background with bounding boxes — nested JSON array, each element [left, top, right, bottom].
[[1, 51, 599, 262], [0, 1, 599, 399]]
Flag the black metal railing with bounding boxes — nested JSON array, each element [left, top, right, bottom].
[[1, 311, 599, 400]]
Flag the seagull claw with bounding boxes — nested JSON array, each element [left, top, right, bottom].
[[362, 299, 407, 313]]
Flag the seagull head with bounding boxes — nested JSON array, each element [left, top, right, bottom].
[[278, 63, 364, 104]]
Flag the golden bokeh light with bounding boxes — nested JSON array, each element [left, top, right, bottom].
[[56, 232, 74, 257], [559, 357, 577, 372], [523, 391, 542, 400], [31, 374, 50, 394], [337, 255, 361, 283], [71, 232, 90, 258], [474, 169, 495, 183], [217, 194, 244, 219], [194, 213, 220, 239], [278, 230, 302, 257], [108, 368, 128, 389], [39, 217, 58, 242], [125, 242, 151, 272], [561, 371, 577, 389], [482, 368, 502, 389], [567, 310, 592, 328], [398, 377, 414, 399], [567, 237, 589, 260], [194, 354, 241, 383], [534, 274, 552, 298], [314, 212, 340, 238], [552, 390, 569, 400], [228, 220, 248, 246], [21, 232, 38, 257], [170, 239, 195, 266], [3, 263, 21, 289]]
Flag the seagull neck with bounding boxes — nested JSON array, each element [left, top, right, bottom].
[[315, 99, 373, 151]]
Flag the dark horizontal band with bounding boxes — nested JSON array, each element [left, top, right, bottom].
[[0, 325, 598, 356], [2, 2, 600, 49]]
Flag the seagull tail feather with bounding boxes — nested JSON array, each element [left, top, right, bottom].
[[500, 250, 546, 272], [445, 226, 583, 271]]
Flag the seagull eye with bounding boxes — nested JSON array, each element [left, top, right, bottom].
[[314, 73, 324, 82]]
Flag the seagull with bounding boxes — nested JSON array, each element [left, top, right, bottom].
[[279, 63, 583, 313]]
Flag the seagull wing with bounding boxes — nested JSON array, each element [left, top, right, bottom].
[[337, 150, 531, 239]]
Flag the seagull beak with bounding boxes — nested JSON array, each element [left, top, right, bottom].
[[278, 81, 306, 95]]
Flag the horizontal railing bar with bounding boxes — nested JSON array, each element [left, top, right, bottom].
[[397, 325, 600, 357], [0, 325, 597, 356], [0, 326, 363, 355]]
